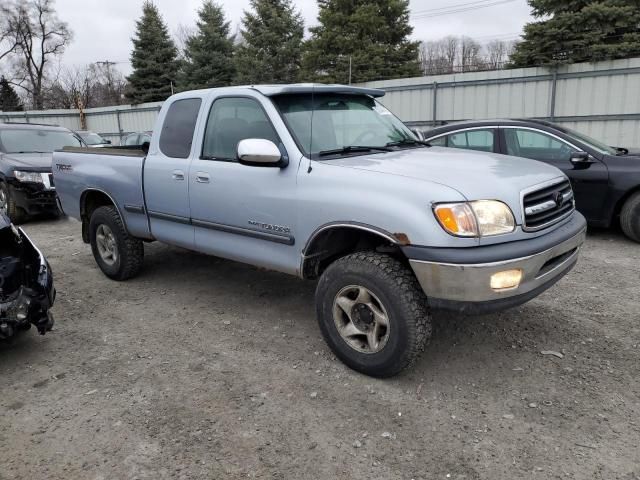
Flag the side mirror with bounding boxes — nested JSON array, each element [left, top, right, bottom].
[[237, 139, 284, 167], [570, 151, 591, 165], [105, 139, 112, 145]]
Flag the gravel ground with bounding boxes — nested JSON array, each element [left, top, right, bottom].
[[1, 217, 639, 480]]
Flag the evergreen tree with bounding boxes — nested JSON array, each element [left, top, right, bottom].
[[0, 77, 23, 111], [126, 2, 179, 103], [303, 0, 421, 84], [510, 0, 640, 67], [178, 1, 235, 91], [234, 0, 304, 84]]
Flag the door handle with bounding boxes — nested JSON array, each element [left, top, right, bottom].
[[196, 172, 210, 183], [172, 170, 185, 181]]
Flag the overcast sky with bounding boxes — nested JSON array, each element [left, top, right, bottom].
[[58, 0, 534, 75]]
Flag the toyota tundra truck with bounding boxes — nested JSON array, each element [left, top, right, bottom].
[[52, 85, 586, 377]]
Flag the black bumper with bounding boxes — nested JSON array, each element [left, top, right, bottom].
[[8, 180, 58, 216]]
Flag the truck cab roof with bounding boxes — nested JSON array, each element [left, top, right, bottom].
[[169, 84, 386, 100]]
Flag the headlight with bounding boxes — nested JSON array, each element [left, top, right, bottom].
[[434, 200, 515, 237], [13, 171, 44, 184]]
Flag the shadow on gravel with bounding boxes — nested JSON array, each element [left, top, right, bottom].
[[0, 333, 40, 364]]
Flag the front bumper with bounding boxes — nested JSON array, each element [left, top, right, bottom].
[[8, 178, 58, 216], [0, 228, 55, 338], [406, 213, 587, 314]]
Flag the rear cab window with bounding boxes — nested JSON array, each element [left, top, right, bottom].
[[159, 98, 202, 158]]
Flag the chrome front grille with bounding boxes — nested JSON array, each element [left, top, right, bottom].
[[522, 179, 574, 231]]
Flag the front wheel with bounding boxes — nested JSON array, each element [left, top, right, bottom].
[[315, 252, 432, 378], [89, 206, 144, 280], [620, 192, 640, 243], [0, 182, 28, 224]]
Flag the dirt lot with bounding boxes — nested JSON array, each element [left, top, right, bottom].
[[1, 217, 639, 480]]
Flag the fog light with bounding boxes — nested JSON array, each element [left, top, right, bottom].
[[15, 297, 31, 321], [490, 269, 523, 290]]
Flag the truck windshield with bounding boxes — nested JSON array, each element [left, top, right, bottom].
[[271, 93, 418, 159], [0, 129, 83, 153]]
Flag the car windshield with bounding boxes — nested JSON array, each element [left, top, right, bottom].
[[560, 126, 617, 155], [271, 93, 417, 158], [79, 132, 106, 145], [0, 129, 83, 153]]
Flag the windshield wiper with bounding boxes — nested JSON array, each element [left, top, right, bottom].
[[318, 145, 393, 157], [386, 139, 431, 148]]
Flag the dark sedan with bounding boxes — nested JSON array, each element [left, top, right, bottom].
[[0, 122, 84, 224], [421, 119, 640, 242]]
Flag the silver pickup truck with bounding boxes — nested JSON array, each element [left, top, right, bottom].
[[53, 84, 586, 377]]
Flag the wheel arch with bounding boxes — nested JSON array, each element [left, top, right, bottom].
[[80, 189, 127, 243], [612, 185, 640, 223], [300, 222, 410, 279]]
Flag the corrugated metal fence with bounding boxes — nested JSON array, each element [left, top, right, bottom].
[[360, 57, 640, 148], [0, 101, 163, 145], [1, 57, 639, 147]]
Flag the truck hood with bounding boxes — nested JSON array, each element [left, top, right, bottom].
[[323, 147, 566, 223], [0, 152, 53, 170]]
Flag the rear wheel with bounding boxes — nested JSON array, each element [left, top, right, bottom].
[[620, 192, 640, 243], [315, 252, 432, 377], [0, 182, 28, 224], [89, 206, 144, 280]]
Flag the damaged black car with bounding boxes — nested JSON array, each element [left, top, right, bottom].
[[0, 213, 55, 339]]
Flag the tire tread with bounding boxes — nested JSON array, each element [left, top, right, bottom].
[[91, 206, 144, 280], [620, 192, 640, 243], [1, 182, 28, 224], [317, 251, 432, 377]]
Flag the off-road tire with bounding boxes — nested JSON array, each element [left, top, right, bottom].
[[620, 192, 640, 243], [0, 182, 28, 224], [316, 252, 432, 378], [89, 206, 144, 280]]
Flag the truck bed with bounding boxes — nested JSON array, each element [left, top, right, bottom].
[[52, 147, 152, 240]]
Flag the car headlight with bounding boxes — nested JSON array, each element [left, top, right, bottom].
[[13, 171, 44, 184], [434, 200, 515, 237]]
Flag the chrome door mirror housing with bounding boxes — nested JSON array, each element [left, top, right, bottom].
[[570, 151, 591, 164], [237, 139, 285, 167]]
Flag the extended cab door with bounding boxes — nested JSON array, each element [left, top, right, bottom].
[[143, 97, 203, 249], [188, 94, 299, 274], [500, 127, 609, 223]]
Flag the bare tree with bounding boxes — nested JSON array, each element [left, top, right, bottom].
[[93, 61, 126, 106], [0, 2, 21, 64], [420, 36, 521, 75], [43, 62, 127, 111], [5, 0, 72, 109], [485, 40, 508, 70], [460, 37, 483, 72], [174, 24, 195, 61], [442, 36, 458, 72]]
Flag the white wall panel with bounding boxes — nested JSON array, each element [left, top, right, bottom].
[[364, 57, 640, 147]]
